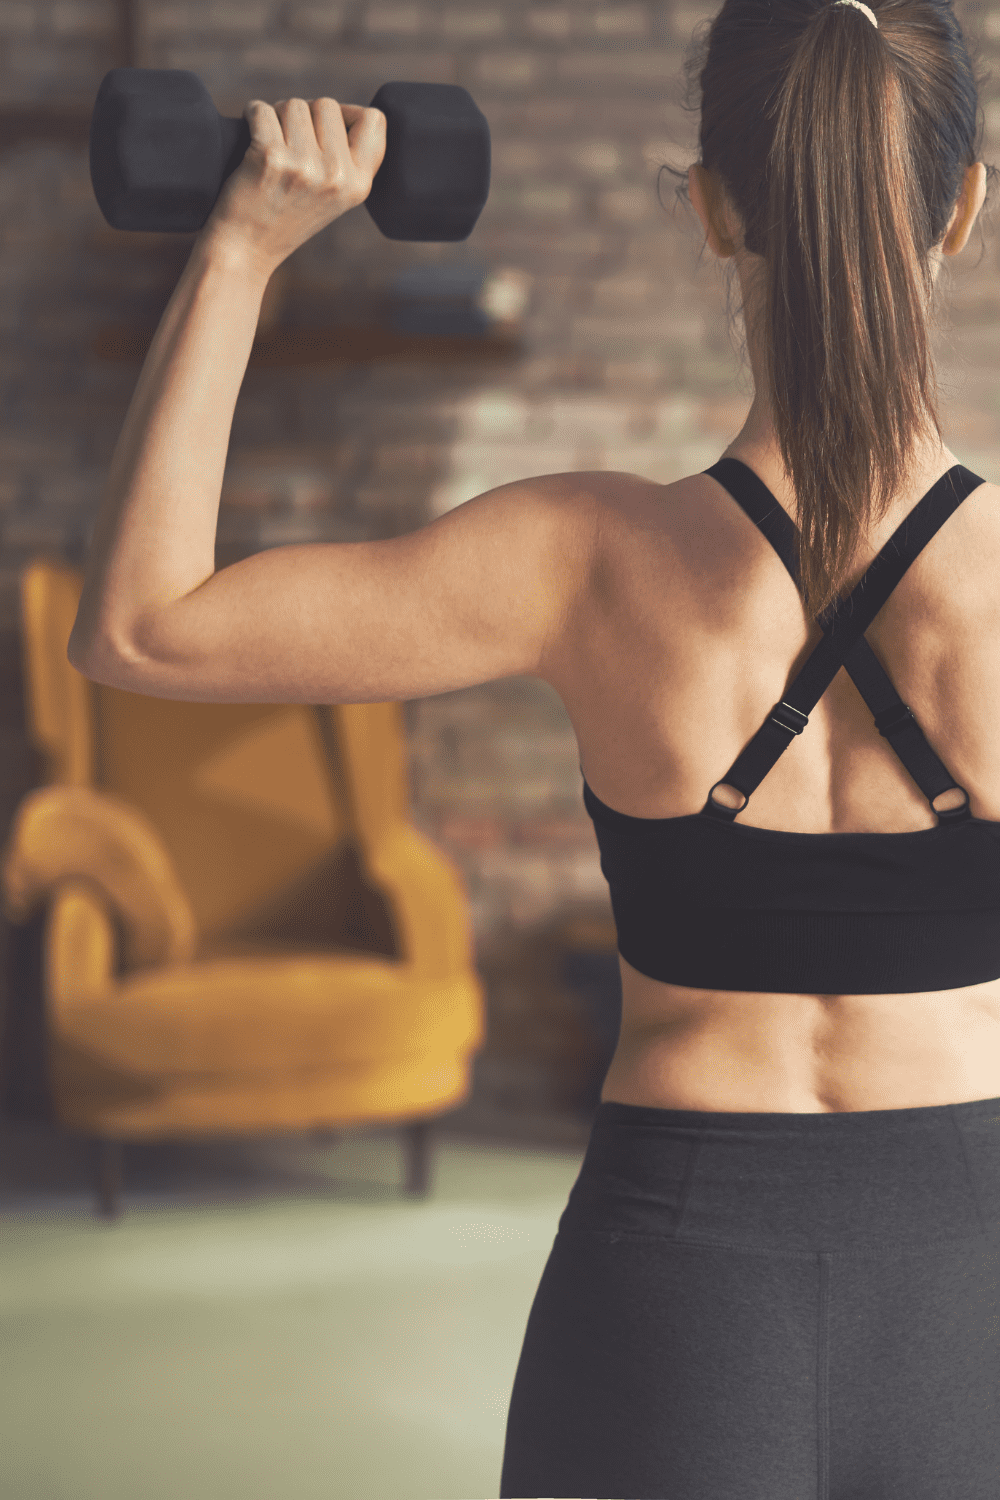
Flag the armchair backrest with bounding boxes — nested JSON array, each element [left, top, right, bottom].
[[20, 555, 95, 788], [19, 559, 411, 952]]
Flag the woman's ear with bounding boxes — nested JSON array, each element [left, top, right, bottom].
[[689, 164, 738, 258], [941, 162, 987, 257]]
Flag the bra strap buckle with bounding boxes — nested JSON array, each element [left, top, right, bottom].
[[769, 700, 809, 738], [873, 701, 918, 740]]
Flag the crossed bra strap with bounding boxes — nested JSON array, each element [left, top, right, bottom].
[[700, 457, 988, 825]]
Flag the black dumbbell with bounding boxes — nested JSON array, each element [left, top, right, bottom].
[[89, 68, 491, 243]]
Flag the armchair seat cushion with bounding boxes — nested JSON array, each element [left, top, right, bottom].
[[59, 938, 483, 1079]]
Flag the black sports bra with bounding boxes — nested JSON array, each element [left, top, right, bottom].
[[582, 456, 1000, 994]]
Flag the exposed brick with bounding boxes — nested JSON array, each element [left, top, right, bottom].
[[285, 4, 348, 37], [492, 140, 544, 174], [672, 2, 723, 37], [570, 309, 706, 353], [509, 98, 579, 131], [485, 226, 608, 270], [241, 42, 335, 74], [445, 440, 582, 483], [1, 39, 105, 95], [259, 46, 461, 86], [544, 396, 637, 440], [435, 814, 505, 848], [49, 1, 115, 38], [556, 47, 678, 87], [562, 855, 614, 906], [352, 483, 429, 520], [226, 391, 299, 449], [224, 474, 342, 513], [625, 229, 699, 274], [572, 142, 623, 178], [591, 272, 660, 309], [0, 431, 78, 469], [591, 6, 652, 38], [440, 9, 508, 41], [509, 884, 564, 928], [219, 481, 284, 513], [370, 443, 449, 478], [453, 392, 534, 439], [419, 772, 506, 809], [604, 357, 671, 393], [257, 510, 351, 546], [427, 475, 481, 517], [596, 437, 689, 483], [526, 8, 573, 40], [145, 1, 275, 37], [510, 817, 595, 848], [0, 3, 36, 36], [4, 514, 82, 554], [361, 5, 428, 37], [510, 184, 581, 219], [227, 441, 361, 477], [471, 51, 547, 90], [597, 185, 658, 224], [643, 132, 694, 172]]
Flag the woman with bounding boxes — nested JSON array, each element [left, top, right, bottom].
[[68, 3, 996, 1496], [498, 2, 1000, 1497]]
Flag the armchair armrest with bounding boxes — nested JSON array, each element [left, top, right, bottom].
[[0, 785, 197, 970]]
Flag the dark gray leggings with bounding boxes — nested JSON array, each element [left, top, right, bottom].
[[499, 1096, 1000, 1500]]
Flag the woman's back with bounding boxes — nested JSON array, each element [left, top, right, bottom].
[[540, 440, 1000, 1112]]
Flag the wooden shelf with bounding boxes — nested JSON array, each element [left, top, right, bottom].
[[0, 104, 91, 155], [92, 320, 524, 367]]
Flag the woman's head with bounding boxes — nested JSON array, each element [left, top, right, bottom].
[[662, 0, 995, 622], [688, 159, 985, 308]]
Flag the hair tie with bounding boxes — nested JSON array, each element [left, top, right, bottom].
[[832, 0, 878, 27]]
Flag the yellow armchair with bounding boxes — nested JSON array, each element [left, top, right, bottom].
[[0, 557, 486, 1217]]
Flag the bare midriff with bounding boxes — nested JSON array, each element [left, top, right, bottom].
[[543, 445, 1000, 1113], [600, 957, 1000, 1113]]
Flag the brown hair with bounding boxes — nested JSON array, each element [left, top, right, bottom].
[[660, 0, 996, 623]]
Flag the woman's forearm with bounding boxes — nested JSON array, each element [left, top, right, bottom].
[[69, 231, 272, 670]]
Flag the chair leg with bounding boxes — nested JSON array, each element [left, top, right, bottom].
[[403, 1119, 432, 1197], [96, 1138, 124, 1220]]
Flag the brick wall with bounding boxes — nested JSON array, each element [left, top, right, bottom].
[[2, 0, 999, 1129]]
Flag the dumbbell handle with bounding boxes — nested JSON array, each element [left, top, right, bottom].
[[90, 69, 491, 243], [217, 111, 253, 195]]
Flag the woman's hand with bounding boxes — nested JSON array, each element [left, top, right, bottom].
[[198, 97, 387, 275]]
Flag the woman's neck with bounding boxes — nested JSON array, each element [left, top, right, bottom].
[[722, 415, 956, 493], [720, 425, 960, 533]]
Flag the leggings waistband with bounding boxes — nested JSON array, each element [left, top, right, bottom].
[[559, 1095, 1000, 1253], [595, 1094, 1000, 1134]]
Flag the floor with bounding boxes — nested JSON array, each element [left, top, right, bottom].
[[0, 1113, 593, 1500]]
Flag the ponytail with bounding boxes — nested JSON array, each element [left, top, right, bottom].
[[661, 0, 994, 622]]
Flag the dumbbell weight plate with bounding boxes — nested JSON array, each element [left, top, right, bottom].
[[367, 81, 490, 242], [89, 68, 490, 243]]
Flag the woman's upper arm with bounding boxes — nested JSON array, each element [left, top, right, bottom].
[[77, 471, 603, 705]]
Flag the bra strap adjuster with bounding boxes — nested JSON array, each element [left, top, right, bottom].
[[769, 700, 809, 738], [873, 701, 918, 740]]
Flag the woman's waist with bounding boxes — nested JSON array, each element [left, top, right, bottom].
[[606, 965, 1000, 1113]]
